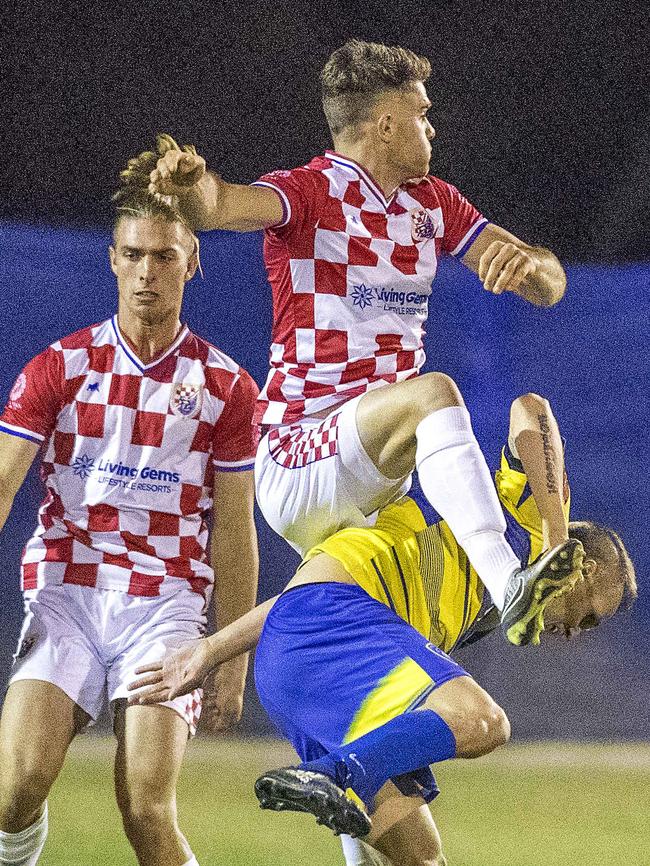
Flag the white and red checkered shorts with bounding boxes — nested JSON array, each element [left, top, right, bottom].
[[11, 583, 205, 736], [255, 395, 411, 556], [266, 412, 341, 470]]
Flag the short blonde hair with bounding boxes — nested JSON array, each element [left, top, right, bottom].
[[569, 521, 637, 609]]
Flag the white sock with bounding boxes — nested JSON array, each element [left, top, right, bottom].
[[415, 407, 521, 609], [0, 803, 48, 866], [341, 835, 392, 866], [183, 857, 199, 866]]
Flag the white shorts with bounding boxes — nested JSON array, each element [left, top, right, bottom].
[[255, 395, 411, 556], [9, 583, 205, 735]]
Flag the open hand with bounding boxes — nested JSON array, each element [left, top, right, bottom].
[[127, 638, 214, 705]]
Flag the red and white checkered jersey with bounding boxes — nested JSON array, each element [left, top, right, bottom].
[[0, 318, 259, 597], [252, 151, 488, 425]]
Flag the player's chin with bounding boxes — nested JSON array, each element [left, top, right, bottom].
[[412, 160, 430, 179]]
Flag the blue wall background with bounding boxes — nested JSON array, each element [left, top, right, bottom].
[[1, 222, 648, 737]]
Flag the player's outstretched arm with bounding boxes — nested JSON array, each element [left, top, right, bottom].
[[127, 595, 278, 705], [508, 393, 569, 550], [0, 432, 39, 533], [147, 133, 284, 232], [462, 223, 566, 307]]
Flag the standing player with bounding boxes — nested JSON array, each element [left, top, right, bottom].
[[0, 189, 259, 866], [128, 392, 636, 866], [140, 39, 571, 645]]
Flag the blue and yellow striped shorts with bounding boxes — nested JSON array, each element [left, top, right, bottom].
[[254, 582, 468, 799]]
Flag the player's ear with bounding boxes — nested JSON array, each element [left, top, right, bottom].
[[109, 245, 118, 276], [184, 234, 201, 281], [377, 112, 395, 142]]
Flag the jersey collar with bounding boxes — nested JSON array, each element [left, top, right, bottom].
[[325, 150, 398, 210], [111, 316, 189, 372]]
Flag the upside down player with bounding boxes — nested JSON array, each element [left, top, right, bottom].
[[135, 38, 574, 647], [0, 190, 259, 866], [128, 392, 636, 866]]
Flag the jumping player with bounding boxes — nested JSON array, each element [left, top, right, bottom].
[[0, 188, 259, 866], [127, 392, 636, 866], [135, 39, 573, 646]]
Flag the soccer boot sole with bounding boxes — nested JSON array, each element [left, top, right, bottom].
[[255, 768, 372, 838], [502, 538, 585, 646]]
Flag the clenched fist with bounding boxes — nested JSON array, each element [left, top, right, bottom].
[[478, 240, 537, 296], [148, 133, 207, 197]]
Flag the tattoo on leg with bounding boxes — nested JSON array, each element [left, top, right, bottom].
[[538, 413, 558, 494]]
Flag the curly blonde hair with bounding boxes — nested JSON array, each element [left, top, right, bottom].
[[112, 134, 201, 265]]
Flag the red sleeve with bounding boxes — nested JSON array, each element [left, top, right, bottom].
[[251, 166, 317, 238], [428, 177, 487, 257], [0, 347, 64, 444], [212, 369, 260, 471]]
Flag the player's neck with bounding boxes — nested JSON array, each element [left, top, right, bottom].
[[117, 311, 183, 365], [331, 139, 404, 200]]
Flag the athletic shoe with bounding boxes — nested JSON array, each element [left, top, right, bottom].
[[501, 538, 585, 646], [254, 767, 372, 838]]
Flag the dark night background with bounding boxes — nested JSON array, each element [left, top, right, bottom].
[[0, 1, 648, 738], [2, 0, 648, 262]]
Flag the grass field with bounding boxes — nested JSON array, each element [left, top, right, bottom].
[[39, 737, 650, 866]]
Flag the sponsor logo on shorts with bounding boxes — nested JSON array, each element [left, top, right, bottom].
[[350, 283, 428, 316], [15, 635, 36, 660], [169, 383, 203, 419], [424, 642, 448, 659], [71, 453, 180, 493]]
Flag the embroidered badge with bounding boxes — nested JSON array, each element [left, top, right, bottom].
[[410, 208, 436, 242], [169, 383, 203, 418]]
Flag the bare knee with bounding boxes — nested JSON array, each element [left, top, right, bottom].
[[371, 798, 447, 866], [115, 773, 177, 842], [0, 764, 51, 831], [412, 372, 464, 417], [453, 700, 511, 757], [117, 787, 178, 845], [116, 785, 176, 829], [426, 678, 511, 759]]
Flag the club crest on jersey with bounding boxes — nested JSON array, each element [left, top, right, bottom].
[[410, 208, 435, 242], [170, 383, 203, 418]]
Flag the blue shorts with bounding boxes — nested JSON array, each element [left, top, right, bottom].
[[254, 582, 468, 802]]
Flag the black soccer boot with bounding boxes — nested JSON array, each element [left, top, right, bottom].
[[501, 538, 585, 646], [255, 767, 372, 838]]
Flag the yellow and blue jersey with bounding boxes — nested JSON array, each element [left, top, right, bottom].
[[303, 444, 571, 653], [254, 445, 571, 805]]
